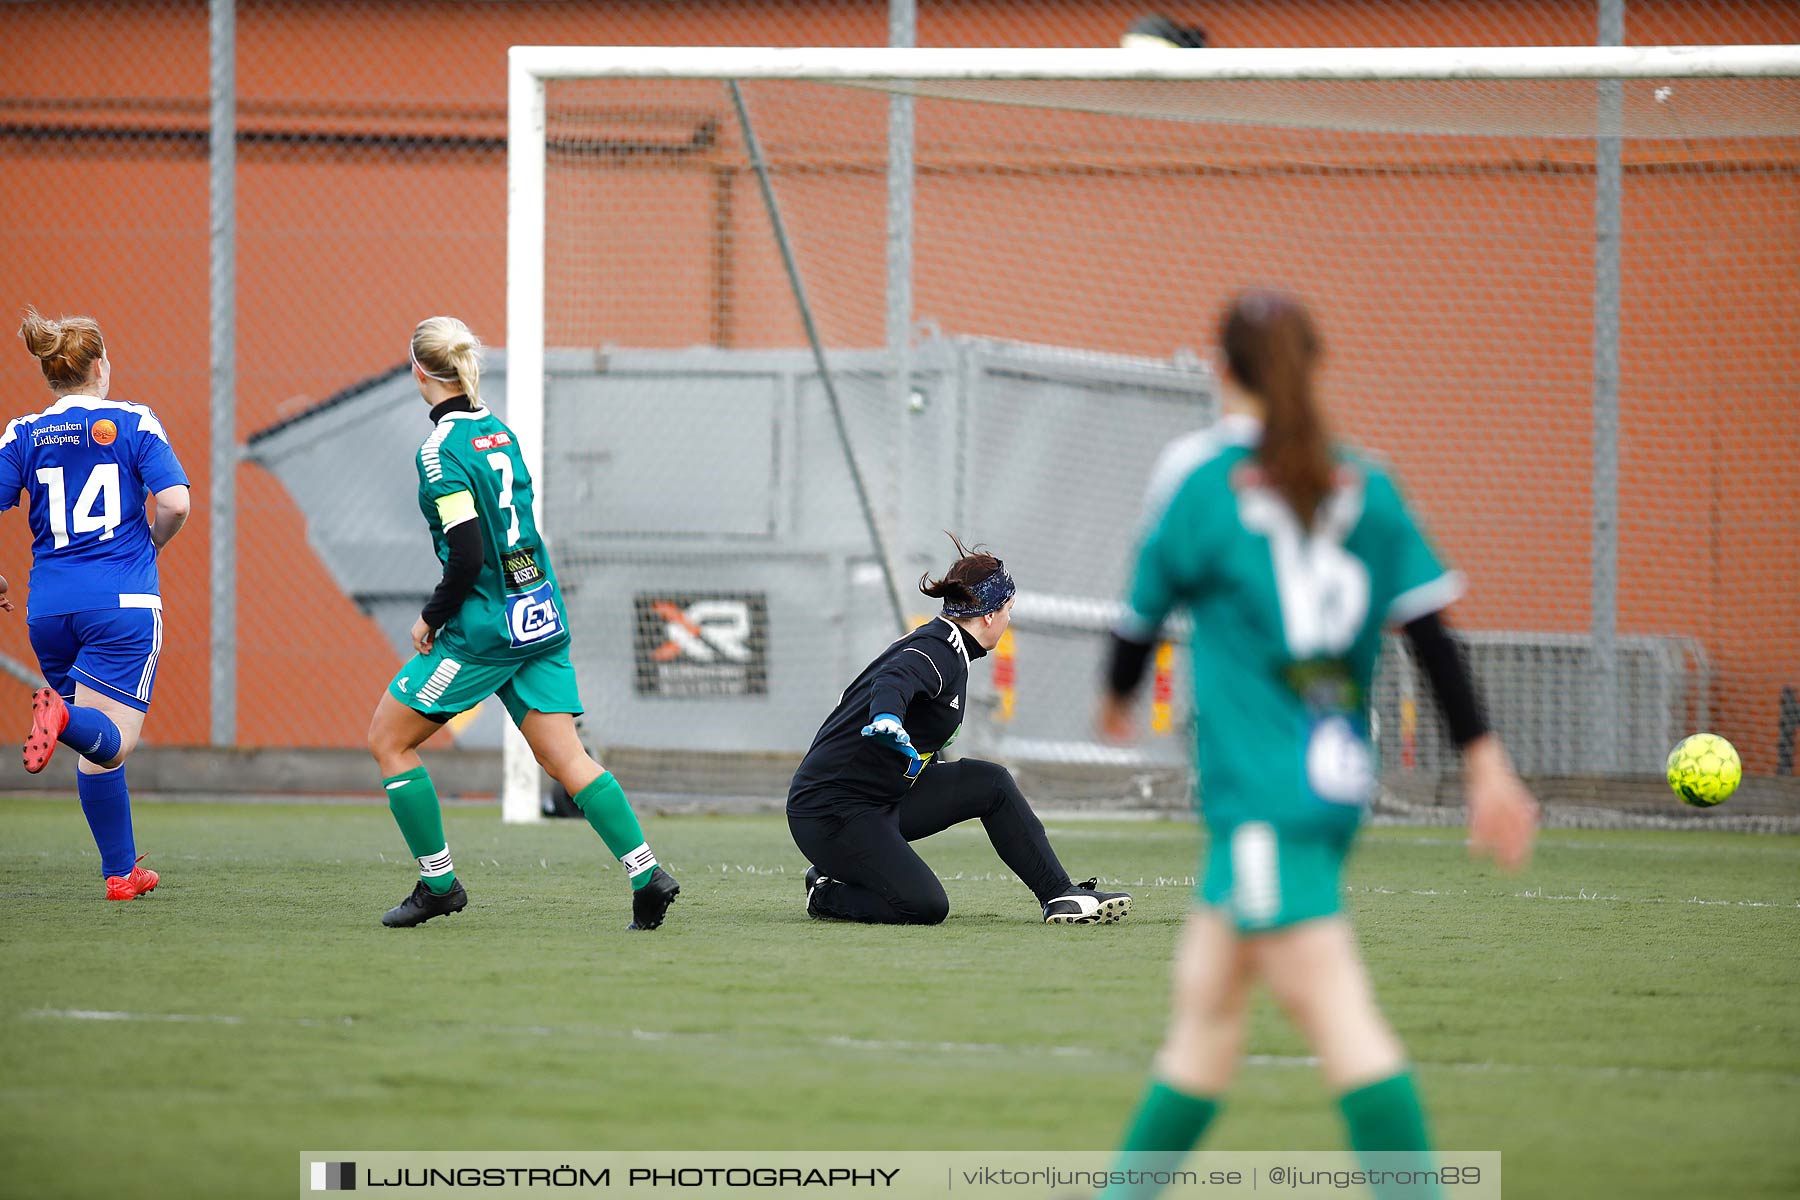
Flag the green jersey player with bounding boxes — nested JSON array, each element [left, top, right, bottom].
[[365, 316, 678, 931], [1096, 291, 1537, 1199]]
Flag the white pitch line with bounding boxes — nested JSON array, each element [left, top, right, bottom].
[[821, 1035, 1096, 1057], [30, 1008, 245, 1025], [1350, 885, 1800, 908], [930, 876, 1798, 904], [23, 1009, 1798, 1086], [1241, 1053, 1796, 1086], [1369, 834, 1800, 858]]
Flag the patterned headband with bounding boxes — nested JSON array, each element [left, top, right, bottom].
[[941, 565, 1016, 619]]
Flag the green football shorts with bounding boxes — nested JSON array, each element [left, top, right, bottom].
[[1199, 820, 1355, 933], [388, 639, 582, 725]]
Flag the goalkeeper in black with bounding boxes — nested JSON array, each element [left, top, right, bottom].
[[787, 537, 1131, 925]]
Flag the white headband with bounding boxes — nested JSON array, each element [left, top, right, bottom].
[[410, 348, 458, 384]]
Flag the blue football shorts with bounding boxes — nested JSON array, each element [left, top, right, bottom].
[[28, 604, 165, 713]]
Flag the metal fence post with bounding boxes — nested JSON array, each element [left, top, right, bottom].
[[209, 0, 238, 746]]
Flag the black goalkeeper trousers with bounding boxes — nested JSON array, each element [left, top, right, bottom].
[[787, 758, 1072, 925]]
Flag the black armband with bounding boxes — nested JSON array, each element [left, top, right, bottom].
[[420, 518, 486, 631], [1401, 610, 1490, 749], [1105, 631, 1157, 700]]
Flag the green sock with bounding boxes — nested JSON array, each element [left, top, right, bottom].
[[573, 772, 658, 891], [384, 766, 457, 896], [1339, 1071, 1441, 1200], [1099, 1079, 1220, 1200]]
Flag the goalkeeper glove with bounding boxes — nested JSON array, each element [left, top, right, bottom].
[[861, 713, 920, 761]]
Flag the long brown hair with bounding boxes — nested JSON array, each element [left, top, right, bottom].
[[918, 533, 1002, 608], [1221, 289, 1333, 527], [19, 306, 106, 393]]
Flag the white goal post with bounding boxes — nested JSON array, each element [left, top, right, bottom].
[[502, 44, 1800, 823]]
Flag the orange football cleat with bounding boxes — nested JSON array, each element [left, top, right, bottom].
[[23, 686, 68, 774], [105, 860, 158, 902]]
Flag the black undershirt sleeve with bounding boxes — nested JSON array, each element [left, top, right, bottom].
[[419, 518, 486, 631], [1105, 631, 1157, 700], [1402, 609, 1490, 749], [1109, 614, 1489, 749]]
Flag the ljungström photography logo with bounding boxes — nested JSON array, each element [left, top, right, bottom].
[[309, 1161, 355, 1191]]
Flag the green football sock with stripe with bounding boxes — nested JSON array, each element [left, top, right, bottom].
[[1098, 1078, 1221, 1200], [1339, 1071, 1441, 1200], [384, 766, 457, 896], [573, 772, 659, 891]]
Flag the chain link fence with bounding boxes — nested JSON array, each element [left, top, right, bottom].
[[4, 2, 1797, 812]]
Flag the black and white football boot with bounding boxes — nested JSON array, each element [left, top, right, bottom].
[[1042, 878, 1132, 925], [803, 864, 834, 919]]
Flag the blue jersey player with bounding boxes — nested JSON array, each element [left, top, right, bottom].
[[7, 308, 191, 900]]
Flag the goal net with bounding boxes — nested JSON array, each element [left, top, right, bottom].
[[502, 46, 1800, 822]]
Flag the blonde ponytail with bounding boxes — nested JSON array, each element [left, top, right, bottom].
[[411, 316, 483, 401]]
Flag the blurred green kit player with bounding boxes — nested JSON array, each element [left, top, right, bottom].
[[1096, 291, 1538, 1200], [365, 316, 678, 931]]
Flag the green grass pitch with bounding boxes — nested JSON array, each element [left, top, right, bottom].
[[1, 796, 1796, 1199]]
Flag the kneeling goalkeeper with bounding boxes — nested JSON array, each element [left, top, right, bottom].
[[787, 538, 1130, 925]]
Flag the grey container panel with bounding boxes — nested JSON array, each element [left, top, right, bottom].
[[243, 339, 1229, 771], [543, 369, 783, 540], [245, 353, 525, 599], [961, 346, 1214, 602], [557, 551, 843, 755], [895, 373, 959, 562], [791, 369, 901, 548], [245, 379, 444, 599]]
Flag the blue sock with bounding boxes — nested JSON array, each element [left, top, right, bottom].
[[77, 767, 135, 879], [61, 703, 122, 765]]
